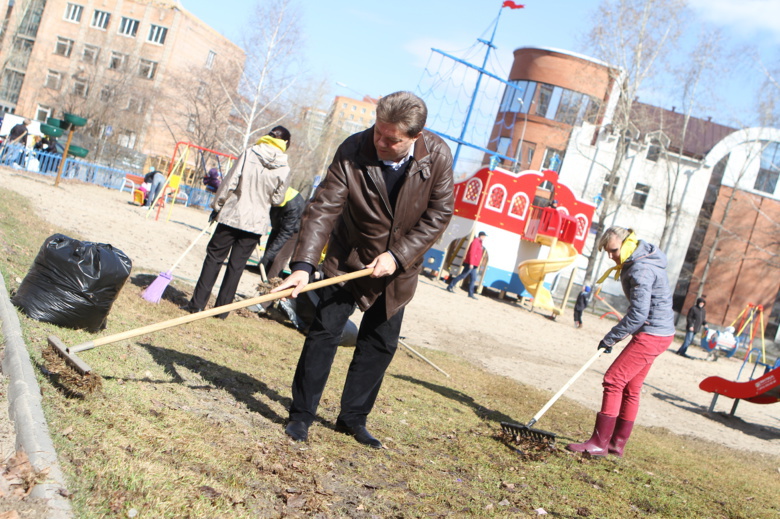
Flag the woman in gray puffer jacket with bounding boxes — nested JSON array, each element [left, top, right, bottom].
[[567, 226, 675, 458]]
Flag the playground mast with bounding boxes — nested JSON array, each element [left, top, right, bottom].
[[426, 2, 524, 172]]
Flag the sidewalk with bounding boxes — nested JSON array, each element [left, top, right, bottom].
[[0, 273, 73, 518]]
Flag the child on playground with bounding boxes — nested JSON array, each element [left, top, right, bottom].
[[706, 326, 737, 362]]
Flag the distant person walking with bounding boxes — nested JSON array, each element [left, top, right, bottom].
[[567, 226, 674, 458], [180, 126, 292, 319], [446, 232, 486, 299], [676, 297, 707, 358], [573, 285, 591, 328]]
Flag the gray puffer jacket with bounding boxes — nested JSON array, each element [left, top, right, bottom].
[[602, 240, 675, 346]]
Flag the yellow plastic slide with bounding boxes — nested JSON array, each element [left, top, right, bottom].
[[518, 236, 578, 314]]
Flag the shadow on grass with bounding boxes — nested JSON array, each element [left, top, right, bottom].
[[392, 373, 518, 424], [123, 343, 291, 424], [647, 384, 780, 440]]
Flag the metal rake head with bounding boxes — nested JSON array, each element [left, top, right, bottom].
[[501, 421, 557, 444]]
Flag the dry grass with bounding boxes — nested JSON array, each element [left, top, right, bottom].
[[1, 186, 779, 518]]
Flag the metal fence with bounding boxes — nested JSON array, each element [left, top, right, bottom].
[[0, 142, 214, 210]]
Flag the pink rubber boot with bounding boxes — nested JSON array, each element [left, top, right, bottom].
[[608, 418, 635, 457], [567, 413, 617, 456]]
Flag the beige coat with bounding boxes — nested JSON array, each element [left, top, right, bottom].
[[212, 142, 290, 235]]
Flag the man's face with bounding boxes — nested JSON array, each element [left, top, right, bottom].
[[605, 235, 623, 265], [374, 121, 420, 162]]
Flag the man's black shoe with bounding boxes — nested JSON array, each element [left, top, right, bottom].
[[446, 285, 455, 293], [179, 303, 201, 314], [285, 421, 309, 442], [335, 422, 382, 449]]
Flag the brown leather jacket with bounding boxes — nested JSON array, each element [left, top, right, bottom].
[[293, 127, 454, 318]]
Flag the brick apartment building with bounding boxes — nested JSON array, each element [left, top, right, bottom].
[[0, 0, 244, 170]]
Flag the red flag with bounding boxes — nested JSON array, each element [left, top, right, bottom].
[[502, 0, 525, 8]]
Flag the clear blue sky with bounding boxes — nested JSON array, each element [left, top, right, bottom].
[[182, 0, 779, 127]]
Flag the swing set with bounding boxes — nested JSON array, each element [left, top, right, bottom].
[[703, 303, 767, 363], [146, 142, 237, 222]]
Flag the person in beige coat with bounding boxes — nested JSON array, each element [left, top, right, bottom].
[[181, 126, 291, 318]]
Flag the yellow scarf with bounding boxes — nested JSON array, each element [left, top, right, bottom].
[[256, 135, 287, 152], [281, 187, 299, 206], [597, 231, 639, 284]]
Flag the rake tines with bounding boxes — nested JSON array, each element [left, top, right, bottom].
[[501, 421, 557, 444]]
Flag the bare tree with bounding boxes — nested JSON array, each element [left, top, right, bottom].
[[656, 27, 724, 251], [161, 59, 243, 155], [582, 0, 688, 284], [225, 0, 304, 155]]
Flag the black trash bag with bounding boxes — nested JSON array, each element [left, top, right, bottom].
[[12, 234, 132, 332]]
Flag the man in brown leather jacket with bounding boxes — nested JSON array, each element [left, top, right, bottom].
[[274, 91, 454, 448]]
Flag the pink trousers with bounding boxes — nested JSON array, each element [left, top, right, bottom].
[[601, 332, 673, 421]]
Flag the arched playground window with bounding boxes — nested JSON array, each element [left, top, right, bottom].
[[508, 192, 529, 220], [575, 214, 588, 240], [485, 184, 507, 212], [463, 178, 482, 205]]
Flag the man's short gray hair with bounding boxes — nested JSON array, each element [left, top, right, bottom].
[[598, 226, 632, 251], [375, 91, 427, 137]]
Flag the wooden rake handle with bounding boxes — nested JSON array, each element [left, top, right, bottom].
[[526, 349, 603, 428], [69, 268, 374, 354]]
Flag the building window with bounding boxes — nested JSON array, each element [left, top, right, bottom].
[[525, 143, 536, 169], [148, 24, 167, 44], [54, 37, 74, 57], [584, 97, 602, 124], [187, 115, 196, 132], [118, 17, 139, 37], [118, 130, 137, 149], [755, 141, 780, 194], [535, 84, 554, 117], [500, 79, 535, 113], [126, 97, 144, 113], [361, 107, 366, 114], [646, 140, 662, 162], [542, 148, 564, 172], [44, 70, 62, 90], [64, 3, 83, 22], [463, 178, 482, 205], [205, 50, 216, 69], [196, 82, 207, 100], [508, 192, 529, 220], [72, 78, 88, 97], [138, 59, 157, 79], [486, 185, 507, 212], [91, 10, 110, 29], [602, 175, 620, 197], [99, 85, 112, 102], [631, 183, 650, 209], [108, 51, 127, 70], [496, 136, 511, 160], [35, 105, 52, 122], [82, 44, 100, 64]]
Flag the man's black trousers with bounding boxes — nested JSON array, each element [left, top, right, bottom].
[[189, 223, 260, 316], [289, 282, 404, 427]]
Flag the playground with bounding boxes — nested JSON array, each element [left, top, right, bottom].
[[3, 170, 778, 457]]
